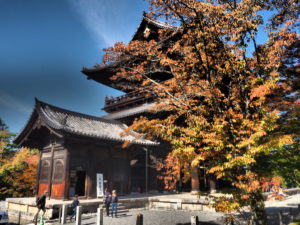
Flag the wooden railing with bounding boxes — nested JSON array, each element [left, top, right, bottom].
[[103, 90, 155, 113]]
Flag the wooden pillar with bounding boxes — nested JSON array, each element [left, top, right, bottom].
[[63, 142, 70, 200], [48, 137, 55, 198], [127, 149, 131, 194], [63, 149, 70, 200], [191, 167, 199, 193], [35, 151, 42, 196], [209, 176, 216, 194], [136, 213, 143, 225], [108, 144, 113, 190], [86, 144, 93, 198]]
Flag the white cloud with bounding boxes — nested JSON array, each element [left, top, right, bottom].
[[67, 0, 139, 47], [0, 91, 32, 115]]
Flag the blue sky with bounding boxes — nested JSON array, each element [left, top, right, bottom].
[[0, 0, 148, 133]]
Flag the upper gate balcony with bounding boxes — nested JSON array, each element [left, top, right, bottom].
[[102, 90, 155, 113]]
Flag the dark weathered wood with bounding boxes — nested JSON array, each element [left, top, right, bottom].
[[278, 211, 283, 225], [35, 138, 164, 199], [103, 90, 155, 113], [14, 98, 168, 200], [36, 151, 42, 196], [17, 211, 21, 225], [86, 144, 93, 198], [48, 138, 55, 197], [96, 208, 103, 225], [63, 145, 70, 200], [17, 118, 165, 199], [136, 213, 143, 225]]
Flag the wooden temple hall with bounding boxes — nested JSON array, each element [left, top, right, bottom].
[[14, 98, 167, 199], [15, 14, 219, 199]]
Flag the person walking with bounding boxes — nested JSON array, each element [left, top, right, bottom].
[[70, 195, 79, 221], [111, 190, 118, 218], [34, 191, 48, 225], [103, 188, 111, 216]]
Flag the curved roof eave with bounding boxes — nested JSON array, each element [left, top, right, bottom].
[[81, 14, 177, 83]]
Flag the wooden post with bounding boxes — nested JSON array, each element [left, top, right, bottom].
[[17, 211, 21, 225], [278, 211, 283, 225], [136, 213, 143, 225], [58, 206, 62, 223], [96, 208, 103, 225], [191, 215, 198, 225], [61, 204, 67, 224], [63, 148, 70, 200], [208, 176, 216, 194], [75, 206, 82, 225], [48, 140, 55, 197], [289, 208, 294, 222]]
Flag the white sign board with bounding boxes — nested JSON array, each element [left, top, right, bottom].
[[96, 173, 104, 197]]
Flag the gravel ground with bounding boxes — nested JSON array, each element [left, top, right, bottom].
[[55, 194, 300, 225], [58, 209, 224, 225], [7, 194, 300, 225]]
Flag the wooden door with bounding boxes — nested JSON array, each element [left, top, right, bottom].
[[38, 159, 50, 195], [51, 159, 65, 198]]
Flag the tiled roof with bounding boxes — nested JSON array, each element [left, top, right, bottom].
[[82, 14, 177, 90], [15, 99, 158, 146]]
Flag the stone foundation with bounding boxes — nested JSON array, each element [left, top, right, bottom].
[[148, 197, 214, 211]]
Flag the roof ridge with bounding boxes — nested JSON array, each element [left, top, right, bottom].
[[143, 15, 177, 30], [35, 98, 122, 125]]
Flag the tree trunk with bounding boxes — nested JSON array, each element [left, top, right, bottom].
[[250, 190, 267, 225]]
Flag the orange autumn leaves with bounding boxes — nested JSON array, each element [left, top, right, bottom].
[[102, 0, 299, 201], [0, 147, 38, 199]]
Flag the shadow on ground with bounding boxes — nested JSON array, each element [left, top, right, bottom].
[[176, 221, 220, 225]]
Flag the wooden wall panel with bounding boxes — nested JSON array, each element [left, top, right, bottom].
[[38, 183, 48, 196], [51, 182, 65, 199]]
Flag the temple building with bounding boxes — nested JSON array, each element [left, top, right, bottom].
[[15, 14, 222, 199], [14, 98, 167, 199]]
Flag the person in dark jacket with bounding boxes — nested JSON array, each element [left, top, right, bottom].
[[70, 195, 79, 221], [111, 190, 118, 218], [103, 188, 111, 216], [34, 191, 48, 224]]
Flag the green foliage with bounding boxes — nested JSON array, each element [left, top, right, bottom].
[[253, 106, 300, 187], [0, 118, 16, 159]]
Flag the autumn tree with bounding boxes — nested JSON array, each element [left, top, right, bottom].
[[0, 118, 16, 159], [102, 0, 299, 224], [0, 119, 38, 199]]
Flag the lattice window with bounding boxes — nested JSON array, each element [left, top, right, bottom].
[[52, 159, 64, 183], [39, 160, 50, 183]]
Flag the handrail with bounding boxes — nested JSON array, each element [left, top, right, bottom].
[[105, 91, 154, 106]]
